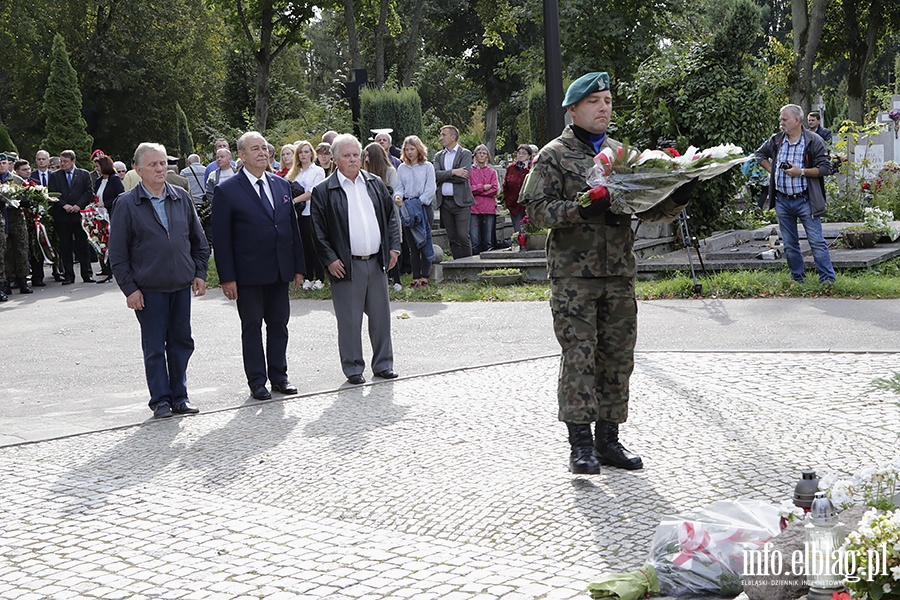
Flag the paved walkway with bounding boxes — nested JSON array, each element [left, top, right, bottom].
[[1, 284, 899, 599]]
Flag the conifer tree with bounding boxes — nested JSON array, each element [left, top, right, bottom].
[[175, 103, 194, 158], [41, 34, 93, 160]]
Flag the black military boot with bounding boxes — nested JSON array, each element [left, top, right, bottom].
[[595, 421, 643, 470], [1, 280, 11, 295], [566, 423, 601, 474], [17, 278, 33, 294], [0, 287, 7, 302]]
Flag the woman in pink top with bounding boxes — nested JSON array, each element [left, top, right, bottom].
[[469, 144, 499, 254]]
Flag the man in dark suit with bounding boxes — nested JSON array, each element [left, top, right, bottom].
[[30, 150, 52, 188], [310, 133, 401, 385], [433, 125, 475, 258], [212, 131, 306, 400], [48, 150, 96, 284]]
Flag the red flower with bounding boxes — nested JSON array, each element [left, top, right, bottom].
[[862, 181, 871, 190], [830, 592, 851, 600], [663, 148, 681, 158]]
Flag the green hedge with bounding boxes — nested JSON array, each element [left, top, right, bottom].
[[359, 87, 424, 147]]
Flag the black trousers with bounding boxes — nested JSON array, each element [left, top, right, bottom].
[[236, 280, 291, 389], [54, 211, 92, 281]]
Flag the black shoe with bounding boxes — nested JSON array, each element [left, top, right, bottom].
[[83, 277, 96, 284], [594, 421, 643, 470], [0, 281, 10, 295], [271, 381, 298, 394], [172, 402, 200, 415], [346, 374, 366, 385], [53, 274, 66, 282], [17, 278, 33, 294], [153, 404, 173, 419], [0, 289, 7, 302], [96, 276, 113, 284], [61, 278, 76, 285], [374, 369, 398, 379], [566, 423, 601, 474], [250, 385, 272, 400], [32, 280, 46, 287]]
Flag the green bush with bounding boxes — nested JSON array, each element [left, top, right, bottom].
[[41, 34, 93, 160], [527, 83, 548, 147], [0, 123, 17, 153], [359, 87, 424, 146]]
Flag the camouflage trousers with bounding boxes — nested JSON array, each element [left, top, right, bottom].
[[550, 276, 637, 424], [4, 207, 30, 280]]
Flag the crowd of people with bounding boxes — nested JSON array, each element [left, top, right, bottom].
[[0, 128, 540, 303]]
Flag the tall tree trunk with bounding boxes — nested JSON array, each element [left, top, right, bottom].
[[844, 0, 883, 123], [484, 102, 498, 157], [788, 0, 829, 111], [401, 0, 425, 86], [375, 0, 388, 87], [254, 55, 271, 131], [343, 0, 361, 69]]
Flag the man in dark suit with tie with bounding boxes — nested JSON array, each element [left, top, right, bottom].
[[48, 150, 96, 284], [433, 125, 476, 258], [30, 150, 52, 188], [310, 134, 401, 385], [212, 131, 306, 400]]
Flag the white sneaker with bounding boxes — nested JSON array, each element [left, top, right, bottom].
[[393, 283, 402, 292], [312, 280, 324, 290], [302, 279, 313, 290]]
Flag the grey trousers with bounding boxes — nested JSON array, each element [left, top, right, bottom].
[[330, 257, 394, 377]]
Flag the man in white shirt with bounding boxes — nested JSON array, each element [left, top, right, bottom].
[[433, 125, 475, 258], [310, 134, 402, 385]]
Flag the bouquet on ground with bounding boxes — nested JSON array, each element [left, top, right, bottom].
[[577, 143, 751, 215]]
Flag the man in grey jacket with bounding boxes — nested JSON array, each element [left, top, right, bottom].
[[109, 143, 211, 419], [433, 125, 475, 258], [754, 104, 835, 284]]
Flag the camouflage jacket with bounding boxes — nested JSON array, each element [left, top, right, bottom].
[[520, 125, 685, 279]]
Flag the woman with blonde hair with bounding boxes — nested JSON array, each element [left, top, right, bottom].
[[393, 135, 436, 288], [286, 141, 326, 289], [275, 144, 295, 177]]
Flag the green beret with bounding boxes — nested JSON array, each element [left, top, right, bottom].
[[562, 72, 611, 107]]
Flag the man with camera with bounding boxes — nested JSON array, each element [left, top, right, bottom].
[[755, 104, 835, 284]]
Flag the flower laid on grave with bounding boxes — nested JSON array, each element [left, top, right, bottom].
[[890, 109, 900, 138], [576, 143, 750, 216]]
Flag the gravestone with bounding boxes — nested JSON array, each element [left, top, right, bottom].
[[851, 95, 900, 179]]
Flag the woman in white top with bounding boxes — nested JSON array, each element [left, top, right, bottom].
[[286, 141, 326, 288]]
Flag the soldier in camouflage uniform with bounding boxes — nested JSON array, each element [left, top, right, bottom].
[[520, 72, 693, 474], [0, 153, 31, 298]]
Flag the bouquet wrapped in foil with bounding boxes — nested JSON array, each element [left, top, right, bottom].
[[578, 144, 751, 216]]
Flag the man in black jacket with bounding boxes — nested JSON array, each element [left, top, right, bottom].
[[108, 143, 210, 419], [48, 150, 96, 284], [310, 134, 401, 385]]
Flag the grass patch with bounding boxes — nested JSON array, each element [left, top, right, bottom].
[[206, 257, 900, 301]]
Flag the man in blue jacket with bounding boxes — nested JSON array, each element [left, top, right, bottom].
[[212, 131, 306, 401], [108, 143, 211, 419]]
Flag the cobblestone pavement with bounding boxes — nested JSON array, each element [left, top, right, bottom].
[[2, 352, 898, 599]]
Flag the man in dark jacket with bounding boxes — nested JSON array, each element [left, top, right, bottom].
[[755, 104, 835, 284], [48, 150, 95, 284], [108, 142, 210, 419], [310, 133, 401, 385], [212, 131, 306, 401], [807, 112, 833, 144]]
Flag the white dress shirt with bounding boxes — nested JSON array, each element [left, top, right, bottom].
[[337, 170, 381, 257], [242, 170, 274, 210], [441, 144, 458, 197]]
